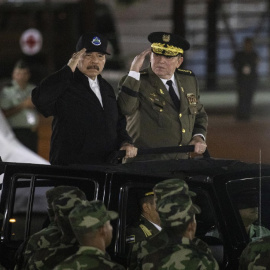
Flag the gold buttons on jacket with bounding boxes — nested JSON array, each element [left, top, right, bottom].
[[160, 109, 163, 112], [179, 113, 182, 118], [181, 87, 184, 92], [182, 128, 185, 133]]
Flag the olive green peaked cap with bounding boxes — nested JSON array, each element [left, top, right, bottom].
[[69, 200, 118, 233]]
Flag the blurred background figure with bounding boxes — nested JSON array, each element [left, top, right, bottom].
[[0, 60, 39, 152], [237, 190, 270, 241], [232, 37, 259, 121]]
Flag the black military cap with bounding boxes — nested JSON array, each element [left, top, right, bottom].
[[76, 32, 110, 55], [148, 31, 190, 57]]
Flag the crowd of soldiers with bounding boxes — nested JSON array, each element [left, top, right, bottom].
[[0, 178, 269, 270]]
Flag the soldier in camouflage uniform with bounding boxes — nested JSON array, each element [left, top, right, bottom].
[[129, 178, 196, 270], [141, 192, 219, 269], [15, 186, 80, 269], [25, 187, 87, 270], [238, 235, 270, 270], [54, 200, 125, 270]]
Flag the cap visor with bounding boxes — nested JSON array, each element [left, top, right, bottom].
[[108, 210, 118, 220]]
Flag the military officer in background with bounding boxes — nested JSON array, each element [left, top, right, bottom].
[[0, 60, 39, 152], [118, 32, 208, 161], [238, 235, 270, 269], [126, 191, 161, 262], [54, 200, 125, 270]]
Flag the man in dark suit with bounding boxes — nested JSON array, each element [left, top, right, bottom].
[[118, 32, 207, 161], [32, 32, 137, 165]]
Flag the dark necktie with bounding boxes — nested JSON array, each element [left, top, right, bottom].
[[166, 80, 180, 111]]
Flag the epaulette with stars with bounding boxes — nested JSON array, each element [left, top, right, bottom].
[[176, 68, 195, 76]]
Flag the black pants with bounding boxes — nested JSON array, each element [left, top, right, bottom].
[[13, 128, 38, 153], [236, 78, 257, 120]]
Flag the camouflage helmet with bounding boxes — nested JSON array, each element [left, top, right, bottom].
[[153, 178, 196, 201], [69, 200, 118, 233], [157, 190, 201, 228]]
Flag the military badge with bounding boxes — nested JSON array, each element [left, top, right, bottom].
[[92, 36, 101, 46], [159, 89, 164, 95], [162, 34, 170, 42], [187, 93, 197, 105]]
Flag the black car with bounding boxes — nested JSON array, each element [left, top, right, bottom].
[[0, 157, 270, 269]]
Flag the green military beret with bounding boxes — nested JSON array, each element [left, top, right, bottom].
[[69, 200, 118, 233]]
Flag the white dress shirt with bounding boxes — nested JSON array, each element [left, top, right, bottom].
[[88, 77, 103, 107]]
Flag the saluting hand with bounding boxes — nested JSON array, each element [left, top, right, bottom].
[[67, 48, 86, 72], [130, 48, 151, 72]]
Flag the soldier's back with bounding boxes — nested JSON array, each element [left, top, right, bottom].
[[141, 237, 219, 270], [54, 246, 125, 270], [26, 241, 79, 270], [128, 230, 169, 270]]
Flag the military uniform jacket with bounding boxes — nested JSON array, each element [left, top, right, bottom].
[[141, 236, 219, 270], [32, 65, 132, 165], [239, 235, 270, 270], [118, 67, 207, 160], [126, 215, 160, 245], [53, 246, 125, 270]]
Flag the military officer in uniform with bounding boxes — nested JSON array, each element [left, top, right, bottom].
[[118, 32, 208, 161], [126, 191, 161, 262]]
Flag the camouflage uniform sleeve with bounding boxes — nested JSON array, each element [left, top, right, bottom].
[[238, 236, 270, 270]]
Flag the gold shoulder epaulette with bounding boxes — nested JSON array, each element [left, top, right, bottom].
[[139, 224, 152, 237], [176, 68, 195, 76]]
